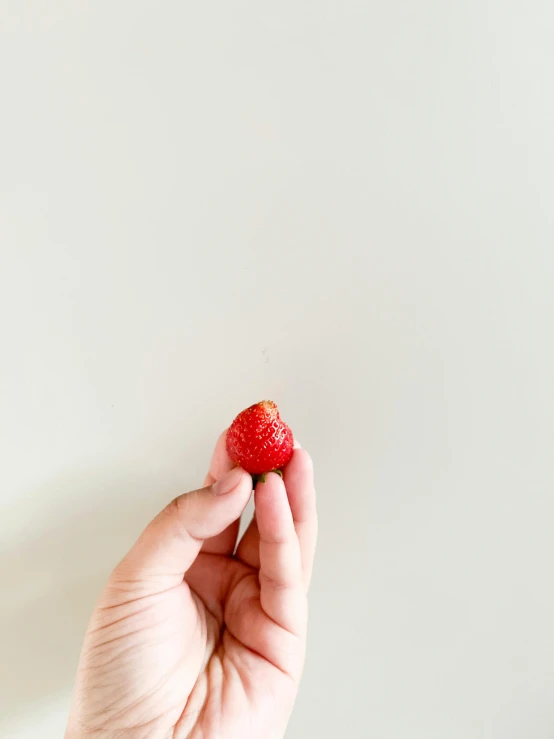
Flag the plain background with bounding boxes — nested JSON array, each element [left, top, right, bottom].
[[1, 2, 554, 737]]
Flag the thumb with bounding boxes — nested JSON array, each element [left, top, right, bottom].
[[113, 466, 252, 593]]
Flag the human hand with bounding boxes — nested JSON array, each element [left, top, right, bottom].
[[65, 432, 317, 739]]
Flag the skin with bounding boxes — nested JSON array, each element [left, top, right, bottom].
[[66, 432, 317, 739]]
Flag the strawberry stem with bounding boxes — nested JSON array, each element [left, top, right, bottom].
[[252, 469, 283, 486]]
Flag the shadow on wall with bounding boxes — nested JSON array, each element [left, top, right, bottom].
[[0, 466, 179, 727]]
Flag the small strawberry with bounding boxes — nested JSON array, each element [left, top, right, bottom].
[[226, 400, 294, 478]]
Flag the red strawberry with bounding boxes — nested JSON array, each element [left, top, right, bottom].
[[226, 400, 294, 477]]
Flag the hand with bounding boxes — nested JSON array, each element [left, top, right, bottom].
[[65, 432, 317, 739]]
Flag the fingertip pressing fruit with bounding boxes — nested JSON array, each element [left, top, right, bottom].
[[226, 400, 294, 478]]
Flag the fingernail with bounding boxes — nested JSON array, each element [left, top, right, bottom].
[[212, 466, 245, 495]]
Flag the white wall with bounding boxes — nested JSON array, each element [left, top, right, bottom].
[[1, 2, 554, 737]]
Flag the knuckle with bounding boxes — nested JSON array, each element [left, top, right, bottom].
[[259, 570, 296, 592], [260, 531, 292, 546], [163, 488, 201, 519], [162, 496, 182, 519], [160, 489, 205, 542]]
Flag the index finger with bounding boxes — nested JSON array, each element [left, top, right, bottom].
[[201, 429, 243, 555], [283, 448, 318, 588]]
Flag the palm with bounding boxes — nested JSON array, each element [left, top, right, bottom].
[[182, 553, 300, 738], [67, 435, 316, 739]]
